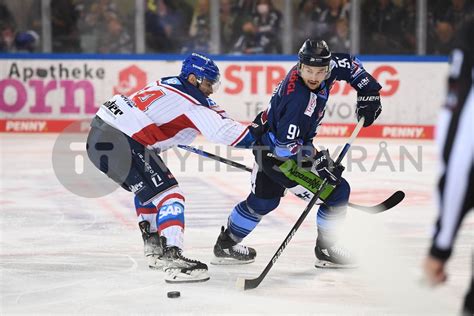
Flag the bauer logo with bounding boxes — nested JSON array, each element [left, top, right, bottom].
[[52, 120, 133, 198]]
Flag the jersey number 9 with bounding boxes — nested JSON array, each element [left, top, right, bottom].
[[287, 124, 300, 140]]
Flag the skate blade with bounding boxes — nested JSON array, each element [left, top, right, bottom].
[[210, 256, 255, 265], [164, 269, 210, 283], [314, 259, 358, 269]]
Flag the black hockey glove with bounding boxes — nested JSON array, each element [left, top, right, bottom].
[[248, 110, 269, 140], [311, 149, 345, 185], [356, 92, 382, 127]]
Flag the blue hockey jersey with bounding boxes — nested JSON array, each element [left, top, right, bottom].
[[260, 53, 382, 158]]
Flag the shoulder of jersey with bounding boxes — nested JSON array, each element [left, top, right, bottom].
[[159, 77, 215, 107]]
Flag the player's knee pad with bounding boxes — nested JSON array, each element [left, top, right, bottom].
[[246, 193, 280, 215]]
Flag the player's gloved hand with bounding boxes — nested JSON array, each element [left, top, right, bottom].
[[311, 149, 345, 185], [248, 110, 269, 139], [356, 91, 382, 127]]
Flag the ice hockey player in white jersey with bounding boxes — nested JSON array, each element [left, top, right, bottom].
[[86, 53, 256, 283]]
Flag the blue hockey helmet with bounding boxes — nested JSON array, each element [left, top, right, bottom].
[[180, 53, 221, 91], [298, 39, 331, 67]]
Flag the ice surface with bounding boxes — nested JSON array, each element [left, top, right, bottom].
[[1, 134, 472, 315]]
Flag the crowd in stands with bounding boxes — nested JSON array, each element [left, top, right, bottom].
[[1, 0, 473, 55]]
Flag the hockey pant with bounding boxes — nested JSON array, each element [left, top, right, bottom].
[[86, 116, 186, 248], [227, 151, 350, 247]]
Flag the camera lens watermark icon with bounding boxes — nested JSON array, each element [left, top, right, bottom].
[[52, 120, 132, 198]]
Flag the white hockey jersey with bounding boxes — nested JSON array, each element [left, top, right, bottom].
[[96, 78, 251, 151]]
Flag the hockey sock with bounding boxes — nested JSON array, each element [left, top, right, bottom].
[[151, 189, 186, 249], [134, 196, 158, 233], [227, 193, 280, 242], [316, 204, 347, 247]]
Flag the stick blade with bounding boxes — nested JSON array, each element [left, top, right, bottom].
[[236, 276, 262, 291], [380, 190, 405, 212], [350, 190, 405, 214], [235, 277, 246, 290]]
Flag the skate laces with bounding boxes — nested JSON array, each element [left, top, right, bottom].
[[166, 247, 201, 264], [330, 245, 350, 258], [232, 244, 250, 255]]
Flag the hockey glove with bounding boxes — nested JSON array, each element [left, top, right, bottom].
[[248, 110, 269, 139], [311, 149, 345, 185], [356, 92, 382, 127]]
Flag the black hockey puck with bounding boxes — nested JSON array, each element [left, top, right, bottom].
[[167, 291, 180, 298]]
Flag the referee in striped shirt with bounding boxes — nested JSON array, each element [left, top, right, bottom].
[[423, 19, 473, 315]]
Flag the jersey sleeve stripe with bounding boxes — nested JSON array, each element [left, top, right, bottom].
[[230, 128, 249, 146], [157, 81, 200, 105], [132, 115, 199, 146], [131, 123, 167, 146]]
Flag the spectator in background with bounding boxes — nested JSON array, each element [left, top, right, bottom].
[[428, 20, 455, 55], [399, 0, 417, 54], [145, 0, 191, 53], [252, 0, 281, 53], [183, 0, 210, 53], [328, 18, 350, 53], [232, 0, 257, 43], [0, 1, 16, 52], [97, 12, 133, 54], [231, 19, 269, 54], [13, 30, 40, 52], [443, 0, 474, 31], [294, 0, 319, 49], [77, 0, 118, 53], [220, 0, 238, 53], [51, 0, 81, 52], [0, 1, 40, 53], [361, 0, 404, 54], [324, 0, 350, 35]]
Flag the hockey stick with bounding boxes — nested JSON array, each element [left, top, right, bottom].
[[235, 118, 365, 290], [177, 145, 404, 214]]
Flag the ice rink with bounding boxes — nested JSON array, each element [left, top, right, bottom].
[[1, 133, 472, 315]]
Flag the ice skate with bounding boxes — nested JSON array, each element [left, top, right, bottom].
[[211, 226, 256, 265], [139, 221, 166, 270], [314, 240, 357, 269], [162, 246, 210, 283]]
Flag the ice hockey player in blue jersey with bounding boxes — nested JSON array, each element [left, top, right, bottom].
[[212, 39, 382, 268]]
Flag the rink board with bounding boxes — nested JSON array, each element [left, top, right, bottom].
[[0, 55, 448, 139]]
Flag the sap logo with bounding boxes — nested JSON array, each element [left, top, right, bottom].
[[357, 95, 380, 102], [103, 100, 123, 116], [129, 181, 144, 193], [159, 203, 184, 219], [357, 77, 370, 89]]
